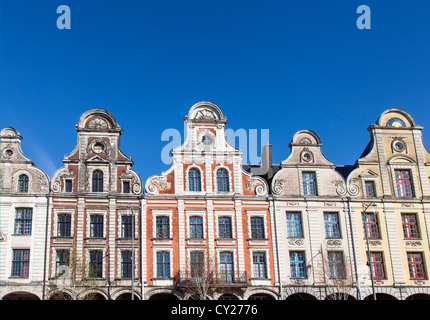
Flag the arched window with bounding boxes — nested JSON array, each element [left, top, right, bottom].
[[216, 169, 229, 192], [92, 170, 104, 192], [188, 168, 201, 192], [17, 174, 29, 193]]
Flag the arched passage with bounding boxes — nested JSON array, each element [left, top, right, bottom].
[[286, 293, 318, 300], [325, 293, 356, 301], [364, 293, 397, 300], [2, 292, 40, 300], [248, 293, 276, 300], [406, 293, 430, 300], [148, 293, 180, 300], [115, 293, 140, 300]]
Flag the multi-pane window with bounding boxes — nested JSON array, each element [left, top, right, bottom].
[[156, 216, 170, 239], [216, 169, 229, 192], [189, 216, 204, 239], [156, 251, 170, 278], [188, 168, 201, 192], [302, 172, 317, 196], [394, 169, 414, 197], [92, 170, 104, 193], [219, 252, 234, 283], [89, 250, 103, 278], [253, 252, 267, 279], [218, 217, 233, 239], [122, 181, 130, 194], [121, 251, 133, 278], [190, 251, 204, 276], [121, 215, 134, 238], [250, 217, 265, 239], [65, 179, 73, 193], [56, 249, 70, 276], [407, 252, 426, 279], [290, 251, 307, 279], [12, 249, 30, 277], [324, 212, 341, 239], [328, 251, 345, 279], [286, 212, 303, 238], [369, 252, 385, 279], [362, 212, 380, 239], [17, 174, 29, 193], [402, 214, 420, 239], [14, 208, 33, 235], [57, 214, 71, 237], [364, 181, 376, 197], [90, 215, 104, 238]]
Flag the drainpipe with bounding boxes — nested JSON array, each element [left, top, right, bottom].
[[347, 197, 361, 300], [42, 188, 51, 300], [271, 197, 283, 299]]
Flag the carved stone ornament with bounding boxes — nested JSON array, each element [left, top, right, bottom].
[[88, 117, 108, 130], [332, 180, 347, 196], [39, 176, 49, 193], [146, 175, 170, 195], [401, 203, 414, 208], [194, 109, 216, 121], [347, 178, 360, 196], [272, 179, 287, 195], [288, 239, 304, 246], [245, 177, 267, 196], [86, 138, 110, 155], [327, 240, 342, 247], [405, 240, 422, 247]]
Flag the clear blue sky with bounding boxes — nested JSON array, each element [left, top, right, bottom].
[[1, 0, 430, 181]]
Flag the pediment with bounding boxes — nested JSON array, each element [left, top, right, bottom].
[[359, 169, 379, 178], [85, 155, 109, 163]]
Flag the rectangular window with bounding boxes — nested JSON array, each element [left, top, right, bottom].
[[369, 252, 385, 279], [302, 172, 317, 196], [189, 216, 204, 239], [89, 250, 103, 278], [156, 251, 170, 278], [12, 249, 30, 277], [402, 214, 420, 239], [408, 252, 426, 279], [156, 216, 170, 239], [57, 214, 71, 237], [364, 181, 376, 197], [395, 169, 414, 197], [250, 217, 265, 239], [286, 212, 303, 238], [190, 251, 204, 276], [15, 208, 33, 235], [219, 252, 234, 283], [121, 215, 134, 238], [121, 251, 132, 278], [253, 252, 267, 279], [218, 216, 233, 239], [90, 215, 104, 238], [324, 212, 341, 239], [122, 181, 130, 194], [290, 251, 307, 279], [362, 212, 380, 239], [56, 249, 70, 277], [65, 179, 73, 193], [328, 251, 345, 279]]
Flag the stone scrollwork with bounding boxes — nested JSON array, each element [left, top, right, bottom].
[[146, 175, 170, 195], [332, 180, 347, 196], [245, 177, 267, 196], [272, 179, 287, 195], [347, 178, 360, 196]]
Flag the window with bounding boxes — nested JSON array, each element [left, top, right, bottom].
[[90, 215, 103, 238], [364, 181, 376, 197], [328, 251, 345, 279], [369, 252, 385, 279], [92, 170, 104, 193], [302, 172, 317, 196], [122, 181, 130, 194], [121, 215, 134, 238], [218, 217, 233, 239], [89, 250, 103, 278], [286, 212, 303, 238], [65, 179, 73, 193], [189, 216, 204, 239], [56, 250, 70, 277], [156, 216, 170, 239], [121, 251, 132, 278], [12, 249, 30, 277], [394, 170, 414, 197], [216, 169, 229, 192], [324, 212, 341, 239], [407, 252, 426, 279], [15, 208, 33, 235], [188, 168, 201, 192], [190, 251, 204, 276], [57, 214, 71, 237], [250, 217, 265, 239], [402, 214, 420, 239], [362, 212, 380, 239], [17, 174, 29, 193], [253, 252, 267, 279], [156, 251, 170, 278], [219, 252, 234, 283], [290, 251, 307, 279]]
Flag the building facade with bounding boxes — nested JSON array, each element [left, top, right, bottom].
[[1, 103, 430, 300]]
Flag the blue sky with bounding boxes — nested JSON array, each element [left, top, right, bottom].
[[1, 0, 430, 181]]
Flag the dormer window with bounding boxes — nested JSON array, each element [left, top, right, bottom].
[[216, 169, 229, 192], [17, 174, 29, 193], [188, 168, 201, 192], [92, 170, 104, 192]]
